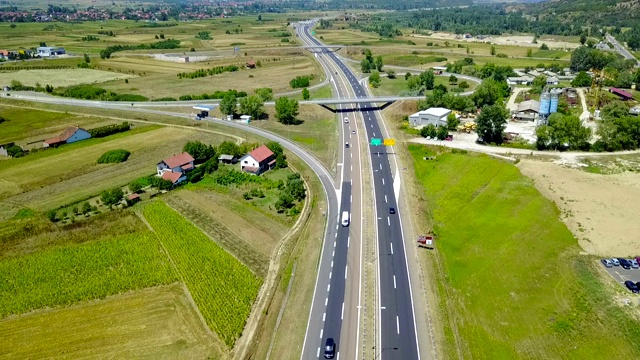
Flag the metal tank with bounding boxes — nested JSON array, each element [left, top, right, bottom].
[[540, 92, 551, 116], [550, 93, 559, 114]]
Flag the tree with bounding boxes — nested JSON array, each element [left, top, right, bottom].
[[6, 145, 24, 158], [369, 70, 381, 88], [405, 72, 411, 80], [81, 201, 92, 215], [129, 180, 143, 193], [475, 104, 509, 144], [527, 48, 532, 57], [601, 101, 630, 121], [530, 75, 547, 94], [275, 192, 295, 212], [183, 140, 216, 163], [421, 70, 435, 90], [537, 113, 592, 150], [275, 97, 299, 125], [218, 140, 242, 156], [83, 53, 90, 63], [374, 55, 384, 72], [490, 46, 496, 56], [100, 187, 124, 208], [420, 124, 437, 138], [286, 173, 305, 201], [571, 71, 592, 87], [471, 78, 505, 108], [386, 69, 396, 79], [10, 24, 16, 28], [46, 210, 57, 222], [257, 14, 262, 21], [436, 125, 448, 140], [302, 88, 310, 100], [446, 113, 460, 131], [219, 93, 237, 117], [448, 75, 458, 84], [254, 87, 273, 101], [361, 59, 372, 73], [540, 43, 549, 50], [458, 81, 470, 89], [580, 34, 587, 45], [239, 95, 265, 120]]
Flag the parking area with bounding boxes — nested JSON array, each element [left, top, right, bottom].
[[601, 259, 640, 293]]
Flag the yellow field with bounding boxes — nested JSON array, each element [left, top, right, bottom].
[[0, 283, 222, 360]]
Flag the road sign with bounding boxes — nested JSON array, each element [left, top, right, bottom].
[[312, 31, 316, 35], [370, 138, 382, 146], [383, 138, 396, 146]]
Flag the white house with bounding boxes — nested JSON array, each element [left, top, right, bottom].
[[507, 76, 534, 86], [408, 108, 452, 127], [157, 152, 195, 176], [239, 145, 275, 175], [43, 126, 91, 147], [546, 76, 560, 85], [37, 46, 65, 57]]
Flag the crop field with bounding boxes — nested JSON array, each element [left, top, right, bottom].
[[0, 283, 219, 360], [143, 201, 262, 348], [0, 124, 229, 215], [165, 189, 290, 277], [0, 233, 176, 318], [0, 68, 135, 88], [409, 145, 640, 358]]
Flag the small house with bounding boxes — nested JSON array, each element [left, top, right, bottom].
[[507, 76, 534, 86], [161, 171, 187, 186], [513, 100, 540, 121], [43, 126, 91, 148], [246, 60, 256, 69], [157, 152, 195, 176], [0, 50, 8, 59], [126, 193, 141, 204], [546, 76, 560, 85], [239, 145, 275, 175], [218, 154, 238, 164]]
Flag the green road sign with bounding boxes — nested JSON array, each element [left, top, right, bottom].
[[312, 31, 316, 35], [370, 138, 382, 146]]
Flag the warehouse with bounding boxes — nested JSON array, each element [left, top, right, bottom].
[[408, 108, 452, 127]]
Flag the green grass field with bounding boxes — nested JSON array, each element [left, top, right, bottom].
[[410, 145, 640, 358], [0, 233, 176, 318], [0, 283, 219, 360], [144, 201, 262, 348], [370, 75, 476, 97]]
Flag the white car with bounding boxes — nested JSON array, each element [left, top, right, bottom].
[[351, 130, 356, 134], [611, 258, 620, 266], [344, 117, 349, 123], [630, 259, 639, 269]]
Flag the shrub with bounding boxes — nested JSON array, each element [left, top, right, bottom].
[[289, 75, 312, 89], [88, 122, 130, 138], [97, 149, 131, 164]]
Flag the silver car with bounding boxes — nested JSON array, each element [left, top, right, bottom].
[[611, 258, 620, 266], [630, 259, 639, 269], [601, 259, 613, 268]]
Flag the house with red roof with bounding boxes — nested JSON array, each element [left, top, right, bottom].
[[156, 152, 195, 185], [609, 87, 635, 101], [43, 126, 91, 148], [239, 145, 275, 175]]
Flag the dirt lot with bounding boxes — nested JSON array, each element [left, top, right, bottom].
[[518, 159, 640, 257], [417, 32, 580, 49], [0, 69, 135, 87]]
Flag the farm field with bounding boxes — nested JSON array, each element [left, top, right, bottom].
[[0, 283, 218, 360], [409, 145, 640, 358], [0, 232, 176, 318], [0, 68, 135, 88], [143, 201, 262, 348], [0, 124, 229, 216]]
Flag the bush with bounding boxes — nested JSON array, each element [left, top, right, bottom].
[[289, 75, 312, 89], [97, 149, 131, 164], [88, 122, 130, 138]]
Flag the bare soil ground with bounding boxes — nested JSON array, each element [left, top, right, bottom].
[[421, 32, 580, 49], [0, 283, 220, 360], [518, 159, 640, 257], [0, 69, 135, 88]]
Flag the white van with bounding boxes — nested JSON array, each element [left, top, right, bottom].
[[341, 211, 350, 227]]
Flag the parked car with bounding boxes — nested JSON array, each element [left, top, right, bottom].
[[618, 258, 631, 269], [611, 258, 620, 266], [636, 257, 640, 266], [630, 259, 639, 269], [601, 259, 613, 268], [624, 280, 639, 293], [323, 338, 335, 359]]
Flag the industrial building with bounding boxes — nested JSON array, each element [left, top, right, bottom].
[[408, 108, 452, 127], [36, 46, 65, 57]]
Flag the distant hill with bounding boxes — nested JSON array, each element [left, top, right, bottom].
[[525, 0, 640, 27]]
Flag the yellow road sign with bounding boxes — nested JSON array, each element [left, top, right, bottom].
[[383, 138, 396, 146]]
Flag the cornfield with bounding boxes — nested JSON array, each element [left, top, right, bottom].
[[0, 234, 177, 318], [143, 201, 262, 348]]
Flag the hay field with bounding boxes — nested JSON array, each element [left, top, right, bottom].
[[0, 69, 135, 88], [0, 283, 220, 360]]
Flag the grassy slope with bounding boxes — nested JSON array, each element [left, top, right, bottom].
[[409, 145, 640, 358], [0, 283, 218, 360]]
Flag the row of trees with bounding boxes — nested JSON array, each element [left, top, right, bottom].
[[176, 65, 239, 79], [361, 49, 383, 74]]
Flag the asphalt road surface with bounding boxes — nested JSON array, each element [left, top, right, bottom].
[[298, 21, 420, 360], [605, 33, 640, 66]]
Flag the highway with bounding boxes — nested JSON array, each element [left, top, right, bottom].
[[605, 33, 640, 66], [298, 21, 420, 360]]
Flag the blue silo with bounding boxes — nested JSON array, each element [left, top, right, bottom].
[[550, 93, 559, 114], [540, 92, 551, 116]]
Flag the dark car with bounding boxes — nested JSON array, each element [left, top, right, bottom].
[[618, 258, 632, 269], [389, 207, 396, 214], [625, 280, 639, 293], [324, 338, 335, 359]]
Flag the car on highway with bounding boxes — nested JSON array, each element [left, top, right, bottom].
[[601, 259, 613, 268], [323, 338, 336, 359], [611, 258, 620, 266], [618, 258, 632, 269], [624, 280, 639, 293], [631, 259, 639, 269], [344, 117, 349, 123], [389, 207, 396, 214], [341, 211, 350, 227], [345, 142, 350, 148], [351, 130, 356, 134]]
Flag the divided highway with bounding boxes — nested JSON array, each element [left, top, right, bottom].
[[298, 21, 420, 360]]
